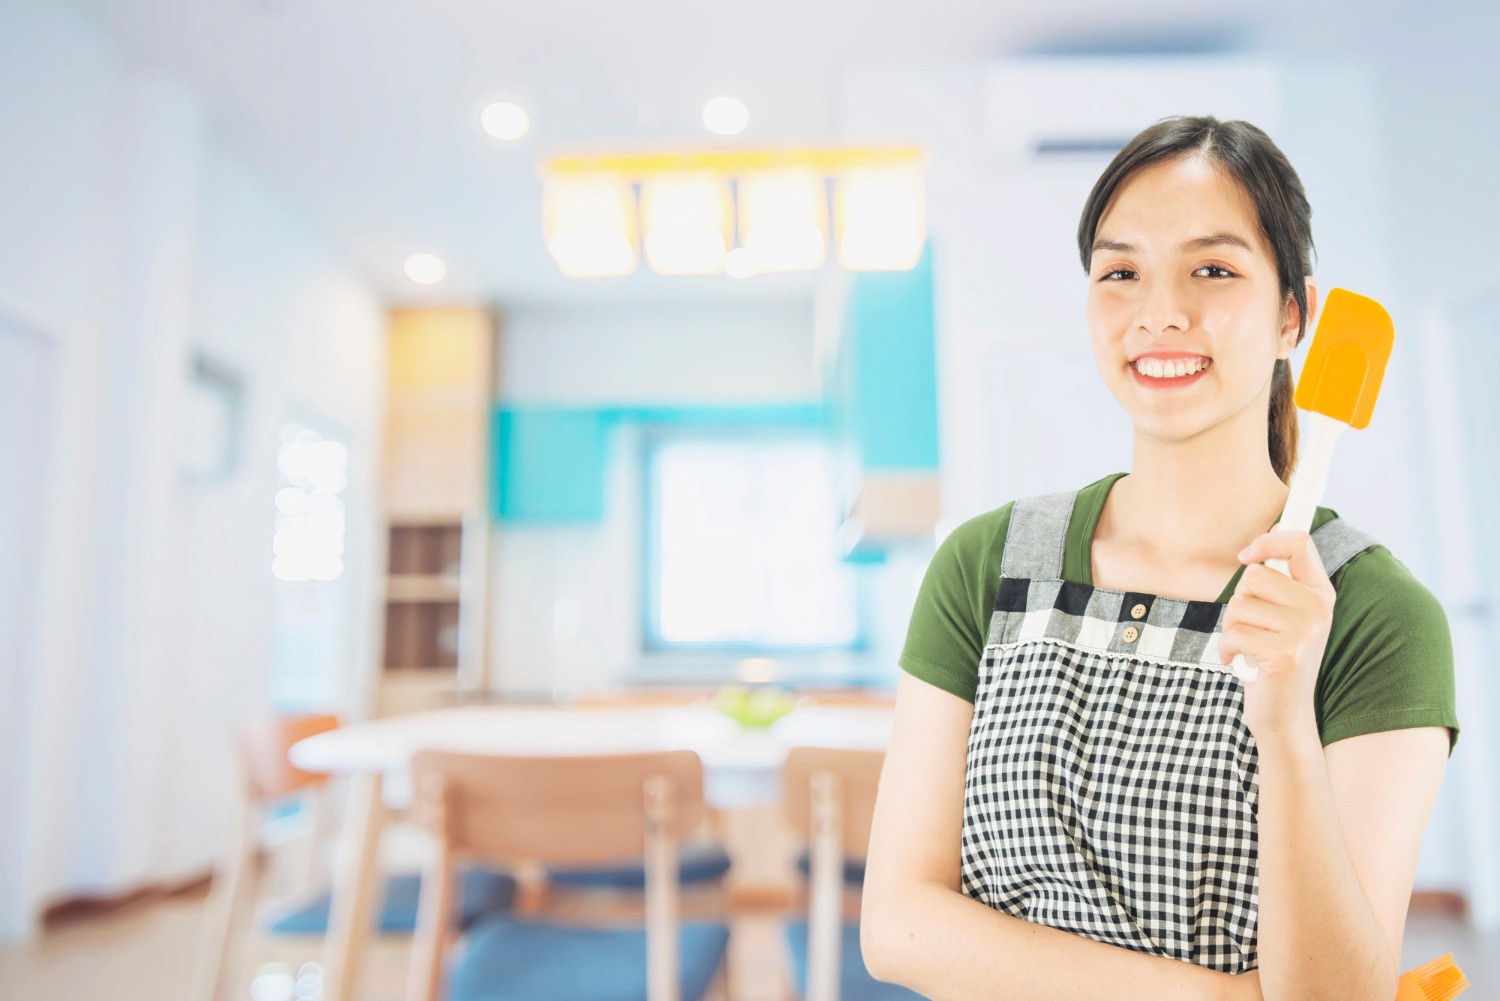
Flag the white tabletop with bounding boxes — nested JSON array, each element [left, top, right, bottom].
[[288, 703, 894, 809]]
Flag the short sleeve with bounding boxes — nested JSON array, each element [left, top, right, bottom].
[[898, 503, 1013, 703], [1316, 546, 1461, 757]]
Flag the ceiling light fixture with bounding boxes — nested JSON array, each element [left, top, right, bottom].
[[542, 173, 638, 278], [737, 168, 827, 273], [403, 253, 447, 285], [722, 248, 756, 279], [702, 97, 750, 136], [640, 172, 732, 275], [481, 101, 530, 141], [835, 167, 927, 270], [538, 147, 926, 278]]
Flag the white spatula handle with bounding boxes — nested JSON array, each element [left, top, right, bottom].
[[1229, 411, 1346, 683]]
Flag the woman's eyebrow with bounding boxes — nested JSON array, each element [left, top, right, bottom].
[[1090, 232, 1255, 255]]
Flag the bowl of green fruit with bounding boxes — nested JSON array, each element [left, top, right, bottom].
[[709, 684, 798, 729]]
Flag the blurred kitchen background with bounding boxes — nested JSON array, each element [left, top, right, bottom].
[[1, 0, 1497, 997]]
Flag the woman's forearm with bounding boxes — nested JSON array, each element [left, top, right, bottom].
[[862, 881, 1241, 1001], [1254, 722, 1397, 1001]]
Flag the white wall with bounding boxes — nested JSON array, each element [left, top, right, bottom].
[[0, 0, 386, 939], [501, 300, 821, 404], [1318, 1, 1500, 927]]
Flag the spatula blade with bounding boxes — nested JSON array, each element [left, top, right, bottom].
[[1294, 287, 1395, 429]]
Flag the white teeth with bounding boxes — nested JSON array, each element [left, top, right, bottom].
[[1135, 357, 1209, 378]]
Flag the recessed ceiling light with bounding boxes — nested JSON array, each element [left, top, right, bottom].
[[403, 253, 447, 285], [702, 96, 749, 136], [480, 101, 530, 141]]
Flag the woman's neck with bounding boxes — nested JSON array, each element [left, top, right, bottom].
[[1107, 418, 1291, 564]]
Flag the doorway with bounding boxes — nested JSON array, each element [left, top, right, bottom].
[[0, 315, 60, 940]]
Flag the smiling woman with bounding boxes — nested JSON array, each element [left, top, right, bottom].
[[860, 116, 1460, 1001]]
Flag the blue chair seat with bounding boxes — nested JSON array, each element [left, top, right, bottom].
[[266, 867, 517, 935], [447, 914, 731, 1001], [784, 919, 925, 1000], [545, 843, 732, 890], [794, 849, 866, 884]]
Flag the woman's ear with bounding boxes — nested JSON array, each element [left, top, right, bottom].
[[1280, 278, 1318, 358]]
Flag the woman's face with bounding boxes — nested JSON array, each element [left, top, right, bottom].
[[1085, 154, 1308, 445]]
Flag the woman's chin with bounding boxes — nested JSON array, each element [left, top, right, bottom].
[[1128, 410, 1218, 444]]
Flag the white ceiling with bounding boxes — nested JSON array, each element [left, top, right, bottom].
[[73, 0, 1310, 307]]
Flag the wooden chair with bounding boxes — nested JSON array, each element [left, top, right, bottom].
[[195, 713, 341, 1001], [780, 747, 920, 1001], [539, 693, 733, 904], [406, 749, 731, 1001], [195, 714, 518, 1001]]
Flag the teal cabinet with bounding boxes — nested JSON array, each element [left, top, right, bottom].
[[824, 241, 941, 557], [492, 404, 824, 525], [493, 408, 610, 523], [836, 241, 940, 472]]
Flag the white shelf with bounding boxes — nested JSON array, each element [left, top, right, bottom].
[[385, 574, 462, 602]]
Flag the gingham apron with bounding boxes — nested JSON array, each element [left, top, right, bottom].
[[959, 488, 1376, 974]]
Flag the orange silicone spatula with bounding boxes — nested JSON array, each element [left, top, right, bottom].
[[1229, 288, 1395, 684], [1395, 952, 1469, 1000]]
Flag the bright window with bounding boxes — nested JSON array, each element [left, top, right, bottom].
[[644, 432, 862, 650], [272, 424, 348, 582]]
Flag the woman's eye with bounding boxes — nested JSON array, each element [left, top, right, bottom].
[[1097, 265, 1234, 281]]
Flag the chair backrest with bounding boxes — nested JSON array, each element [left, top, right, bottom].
[[781, 747, 885, 858], [781, 747, 886, 1001], [406, 749, 707, 1001], [409, 749, 706, 866], [236, 713, 340, 801]]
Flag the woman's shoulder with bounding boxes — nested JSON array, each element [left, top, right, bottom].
[[1314, 514, 1458, 754], [941, 500, 1016, 555], [1318, 513, 1448, 631], [938, 473, 1121, 567]]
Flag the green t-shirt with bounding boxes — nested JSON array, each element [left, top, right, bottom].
[[899, 472, 1460, 756]]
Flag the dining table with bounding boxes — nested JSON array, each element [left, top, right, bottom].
[[287, 700, 895, 1001]]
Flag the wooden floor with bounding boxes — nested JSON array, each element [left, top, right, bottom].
[[0, 885, 799, 1001], [1, 889, 1494, 999]]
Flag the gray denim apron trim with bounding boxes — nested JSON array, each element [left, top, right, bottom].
[[962, 487, 1378, 973], [1002, 489, 1376, 585]]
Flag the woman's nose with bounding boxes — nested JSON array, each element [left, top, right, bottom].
[[1134, 276, 1191, 335]]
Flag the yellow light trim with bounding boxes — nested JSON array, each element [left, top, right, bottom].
[[543, 146, 925, 180]]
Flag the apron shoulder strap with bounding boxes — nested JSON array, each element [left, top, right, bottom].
[[1000, 495, 1375, 584], [1310, 516, 1379, 579], [1000, 489, 1076, 581]]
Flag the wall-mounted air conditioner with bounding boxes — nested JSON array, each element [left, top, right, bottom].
[[982, 57, 1282, 168]]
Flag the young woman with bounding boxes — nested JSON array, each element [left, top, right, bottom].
[[860, 116, 1460, 1001]]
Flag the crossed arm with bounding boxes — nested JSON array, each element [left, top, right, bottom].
[[859, 671, 1451, 1001]]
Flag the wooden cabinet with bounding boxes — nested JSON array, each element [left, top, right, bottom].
[[377, 308, 497, 716], [382, 522, 463, 670]]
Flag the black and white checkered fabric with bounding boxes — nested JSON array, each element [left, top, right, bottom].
[[959, 489, 1374, 974]]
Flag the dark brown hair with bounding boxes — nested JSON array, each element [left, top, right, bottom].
[[1076, 115, 1315, 484]]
